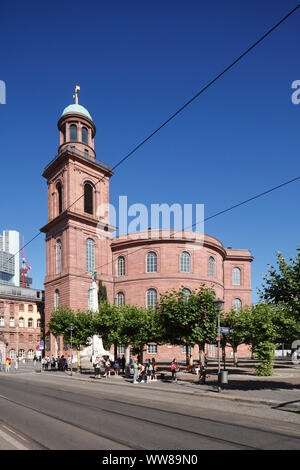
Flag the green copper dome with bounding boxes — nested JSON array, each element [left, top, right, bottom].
[[61, 103, 93, 121]]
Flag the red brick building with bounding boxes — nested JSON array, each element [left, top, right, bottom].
[[41, 97, 253, 361], [0, 284, 44, 364]]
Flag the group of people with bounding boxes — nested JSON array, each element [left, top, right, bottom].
[[133, 358, 158, 384], [41, 355, 69, 371], [93, 355, 126, 378]]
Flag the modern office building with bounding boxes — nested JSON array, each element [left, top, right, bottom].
[[0, 230, 20, 286]]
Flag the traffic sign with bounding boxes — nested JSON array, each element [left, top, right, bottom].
[[216, 336, 221, 342], [220, 327, 231, 334], [36, 345, 40, 351], [39, 341, 44, 350]]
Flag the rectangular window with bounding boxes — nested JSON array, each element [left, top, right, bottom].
[[147, 344, 157, 354], [0, 317, 4, 326], [117, 346, 125, 355]]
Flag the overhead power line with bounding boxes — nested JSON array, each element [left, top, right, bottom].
[[1, 4, 300, 271], [90, 175, 300, 276]]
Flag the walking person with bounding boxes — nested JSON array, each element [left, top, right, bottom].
[[33, 355, 37, 367], [139, 363, 146, 383], [133, 359, 139, 384], [94, 357, 101, 379], [151, 357, 157, 381], [104, 357, 111, 378], [51, 355, 55, 369], [171, 359, 179, 382], [5, 358, 10, 373], [113, 358, 120, 376], [146, 360, 153, 383]]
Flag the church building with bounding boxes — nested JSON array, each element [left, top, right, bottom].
[[41, 89, 253, 361]]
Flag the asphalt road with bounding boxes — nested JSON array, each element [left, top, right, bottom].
[[0, 371, 300, 451]]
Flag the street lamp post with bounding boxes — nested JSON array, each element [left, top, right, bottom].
[[70, 323, 73, 376], [214, 299, 224, 393]]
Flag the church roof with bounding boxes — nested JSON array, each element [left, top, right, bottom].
[[61, 103, 93, 121]]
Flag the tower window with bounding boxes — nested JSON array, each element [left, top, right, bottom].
[[82, 127, 88, 144], [56, 239, 62, 274], [57, 183, 62, 214], [84, 183, 93, 215], [86, 238, 95, 273], [55, 289, 60, 309], [70, 124, 77, 141], [62, 124, 66, 143]]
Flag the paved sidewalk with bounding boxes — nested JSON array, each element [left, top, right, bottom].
[[29, 359, 300, 412]]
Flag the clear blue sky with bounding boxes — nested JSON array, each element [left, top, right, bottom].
[[0, 0, 299, 302]]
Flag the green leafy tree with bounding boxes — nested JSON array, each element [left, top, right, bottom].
[[98, 280, 108, 305], [158, 285, 217, 364], [48, 307, 93, 372], [220, 307, 252, 367], [259, 248, 300, 319], [247, 303, 300, 376], [93, 303, 162, 363]]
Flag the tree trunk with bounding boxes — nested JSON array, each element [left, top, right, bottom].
[[189, 347, 193, 366], [139, 345, 144, 364], [233, 346, 238, 367], [125, 345, 130, 366]]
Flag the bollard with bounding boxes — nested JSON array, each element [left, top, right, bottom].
[[219, 370, 228, 384]]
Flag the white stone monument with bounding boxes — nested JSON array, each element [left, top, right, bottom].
[[77, 271, 113, 365]]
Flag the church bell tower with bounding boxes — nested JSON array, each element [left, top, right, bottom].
[[41, 87, 114, 352]]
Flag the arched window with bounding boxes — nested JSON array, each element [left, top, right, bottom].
[[18, 349, 25, 359], [147, 289, 157, 309], [62, 124, 66, 143], [117, 292, 125, 306], [57, 182, 63, 214], [56, 239, 62, 274], [86, 238, 95, 273], [27, 349, 34, 359], [146, 251, 157, 273], [82, 127, 88, 144], [232, 267, 241, 286], [28, 318, 33, 328], [9, 349, 16, 359], [117, 256, 125, 276], [182, 288, 191, 301], [84, 183, 93, 215], [19, 317, 24, 328], [233, 298, 242, 311], [208, 256, 215, 277], [55, 289, 60, 309], [70, 124, 77, 141], [37, 318, 41, 328], [180, 252, 191, 273]]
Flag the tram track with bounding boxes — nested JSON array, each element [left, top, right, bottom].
[[1, 375, 300, 450]]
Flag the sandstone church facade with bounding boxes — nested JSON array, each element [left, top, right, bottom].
[[41, 94, 253, 361]]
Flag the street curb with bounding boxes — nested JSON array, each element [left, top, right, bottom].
[[42, 371, 291, 409]]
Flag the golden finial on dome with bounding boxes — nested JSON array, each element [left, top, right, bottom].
[[73, 85, 80, 104]]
